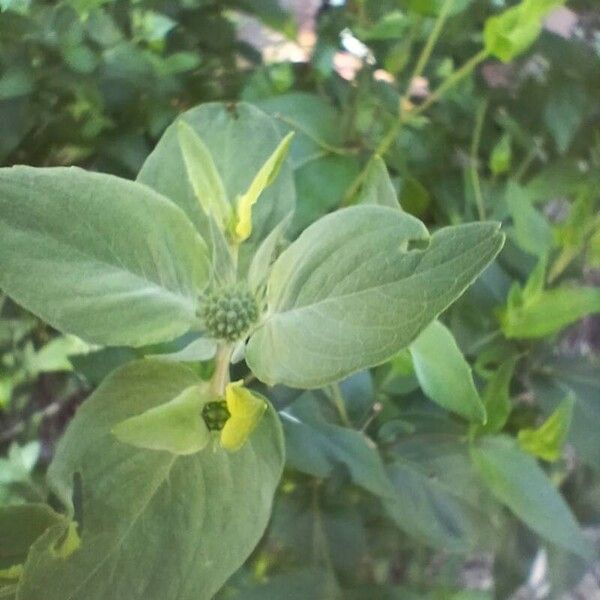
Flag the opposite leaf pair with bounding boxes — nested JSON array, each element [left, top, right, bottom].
[[0, 103, 505, 392]]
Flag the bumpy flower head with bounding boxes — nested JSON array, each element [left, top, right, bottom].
[[197, 284, 260, 342]]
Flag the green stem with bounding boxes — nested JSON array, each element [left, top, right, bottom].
[[341, 5, 454, 207], [342, 43, 487, 206], [470, 98, 488, 220], [515, 143, 539, 182], [410, 49, 489, 118], [329, 383, 351, 427], [408, 0, 456, 88], [210, 343, 232, 397]]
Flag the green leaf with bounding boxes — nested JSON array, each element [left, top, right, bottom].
[[0, 167, 209, 347], [17, 359, 284, 600], [484, 0, 565, 63], [0, 442, 40, 488], [500, 283, 600, 338], [137, 103, 295, 276], [476, 356, 519, 434], [292, 154, 361, 234], [358, 11, 407, 41], [529, 356, 600, 471], [254, 93, 344, 168], [247, 215, 291, 293], [489, 134, 512, 176], [177, 121, 231, 229], [383, 460, 481, 552], [235, 132, 294, 242], [410, 320, 485, 423], [0, 504, 65, 570], [247, 207, 504, 388], [506, 181, 554, 257], [112, 384, 211, 455], [518, 394, 575, 462], [543, 84, 586, 155], [399, 176, 431, 219], [282, 393, 394, 498], [151, 337, 217, 362], [471, 436, 591, 559], [356, 156, 401, 209], [23, 335, 92, 376]]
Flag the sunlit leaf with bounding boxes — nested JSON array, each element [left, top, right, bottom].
[[518, 394, 575, 461], [235, 132, 294, 242]]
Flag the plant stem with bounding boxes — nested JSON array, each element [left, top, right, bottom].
[[515, 143, 540, 182], [410, 49, 489, 118], [409, 0, 455, 87], [341, 19, 487, 206], [210, 342, 232, 397], [470, 98, 488, 220], [329, 383, 351, 427], [342, 4, 455, 207]]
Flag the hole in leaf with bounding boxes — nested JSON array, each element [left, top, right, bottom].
[[406, 236, 431, 252]]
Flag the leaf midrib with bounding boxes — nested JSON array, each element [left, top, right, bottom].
[[266, 233, 496, 322], [1, 218, 197, 313], [63, 454, 178, 600]]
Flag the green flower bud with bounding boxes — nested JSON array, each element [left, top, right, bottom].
[[197, 285, 260, 342]]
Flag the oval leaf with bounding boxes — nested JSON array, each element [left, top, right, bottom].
[[17, 360, 284, 600], [0, 167, 209, 347]]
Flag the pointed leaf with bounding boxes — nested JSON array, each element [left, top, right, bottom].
[[518, 394, 575, 462], [409, 320, 486, 423], [356, 156, 401, 209], [235, 132, 294, 242], [477, 356, 519, 434], [484, 0, 565, 62], [177, 120, 231, 228], [472, 436, 591, 559], [0, 504, 66, 570], [247, 207, 504, 388], [282, 393, 394, 498], [138, 103, 296, 275], [500, 284, 600, 338], [506, 181, 554, 257]]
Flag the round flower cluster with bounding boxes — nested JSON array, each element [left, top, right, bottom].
[[198, 285, 260, 342]]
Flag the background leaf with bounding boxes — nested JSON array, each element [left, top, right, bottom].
[[409, 320, 486, 423], [471, 435, 591, 559], [283, 392, 394, 498]]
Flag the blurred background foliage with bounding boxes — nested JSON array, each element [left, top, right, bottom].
[[1, 0, 600, 598]]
